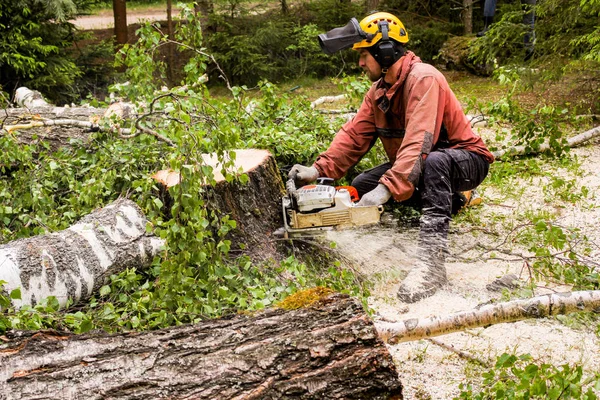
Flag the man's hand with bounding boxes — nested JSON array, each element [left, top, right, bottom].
[[356, 184, 392, 206], [288, 164, 319, 186]]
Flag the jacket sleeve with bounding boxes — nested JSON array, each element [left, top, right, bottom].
[[380, 75, 441, 201], [312, 89, 378, 179]]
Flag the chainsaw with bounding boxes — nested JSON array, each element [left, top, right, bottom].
[[274, 177, 384, 239]]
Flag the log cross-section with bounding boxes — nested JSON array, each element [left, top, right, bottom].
[[0, 294, 403, 399]]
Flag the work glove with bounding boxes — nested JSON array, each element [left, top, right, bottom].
[[356, 184, 392, 206], [288, 164, 319, 186]]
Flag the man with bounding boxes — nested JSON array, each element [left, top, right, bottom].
[[288, 12, 495, 303]]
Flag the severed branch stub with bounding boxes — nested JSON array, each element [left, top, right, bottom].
[[376, 290, 600, 344]]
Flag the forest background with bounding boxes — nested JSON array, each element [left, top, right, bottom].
[[1, 0, 600, 398]]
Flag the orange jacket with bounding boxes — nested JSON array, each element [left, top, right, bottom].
[[313, 52, 494, 202]]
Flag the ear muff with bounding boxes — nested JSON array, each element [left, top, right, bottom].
[[369, 20, 404, 70]]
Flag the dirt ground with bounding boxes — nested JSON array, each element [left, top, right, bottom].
[[327, 124, 600, 398], [72, 8, 174, 30]]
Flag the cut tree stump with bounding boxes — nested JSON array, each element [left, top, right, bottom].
[[0, 199, 164, 309], [205, 149, 285, 258], [0, 293, 403, 400]]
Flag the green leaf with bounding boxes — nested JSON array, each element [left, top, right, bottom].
[[10, 288, 21, 300], [79, 319, 93, 333], [99, 285, 111, 296]]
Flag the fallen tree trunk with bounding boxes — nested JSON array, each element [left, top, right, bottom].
[[1, 104, 105, 151], [0, 199, 164, 309], [0, 293, 403, 399], [375, 290, 600, 344]]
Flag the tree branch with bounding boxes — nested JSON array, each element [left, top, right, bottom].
[[376, 290, 600, 344]]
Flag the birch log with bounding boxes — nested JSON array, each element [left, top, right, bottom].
[[0, 294, 403, 400], [0, 199, 164, 309], [376, 290, 600, 344]]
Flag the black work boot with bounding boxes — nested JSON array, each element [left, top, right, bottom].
[[477, 16, 494, 37], [397, 215, 450, 303]]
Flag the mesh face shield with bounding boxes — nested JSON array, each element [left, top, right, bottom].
[[318, 18, 370, 55]]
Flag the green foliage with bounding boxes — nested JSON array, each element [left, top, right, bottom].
[[457, 353, 600, 399], [335, 74, 371, 107], [469, 4, 534, 66], [237, 81, 336, 167], [476, 70, 576, 158], [525, 218, 598, 290], [206, 18, 353, 86], [0, 0, 105, 104], [469, 0, 600, 102]]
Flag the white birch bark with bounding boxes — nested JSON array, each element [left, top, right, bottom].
[[376, 290, 600, 344], [0, 199, 164, 308]]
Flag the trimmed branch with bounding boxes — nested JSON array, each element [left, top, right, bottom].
[[375, 290, 600, 344], [493, 125, 600, 159], [0, 116, 176, 148], [310, 94, 346, 108]]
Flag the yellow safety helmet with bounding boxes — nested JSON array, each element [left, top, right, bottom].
[[352, 12, 409, 50]]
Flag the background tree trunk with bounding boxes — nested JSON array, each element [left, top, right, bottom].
[[463, 0, 473, 35], [0, 199, 164, 308], [281, 0, 289, 15], [166, 0, 174, 85], [366, 0, 380, 12], [194, 0, 215, 33], [113, 0, 128, 45], [0, 294, 404, 399]]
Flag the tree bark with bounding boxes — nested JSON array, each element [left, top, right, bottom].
[[376, 290, 600, 344], [462, 0, 473, 35], [113, 0, 128, 46], [366, 0, 380, 12], [194, 0, 215, 33], [0, 294, 404, 399], [0, 199, 164, 309], [1, 105, 104, 151]]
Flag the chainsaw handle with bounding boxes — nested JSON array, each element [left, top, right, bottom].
[[286, 178, 297, 195]]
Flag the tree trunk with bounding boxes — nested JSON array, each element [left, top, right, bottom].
[[0, 293, 404, 399], [0, 199, 164, 309], [194, 0, 215, 33], [113, 0, 128, 46], [462, 0, 473, 35], [1, 105, 105, 151], [366, 0, 380, 12], [155, 149, 286, 261], [281, 0, 289, 15], [166, 0, 174, 86]]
